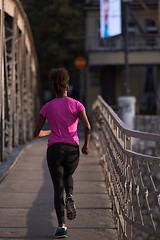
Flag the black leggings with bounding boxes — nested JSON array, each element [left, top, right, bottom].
[[47, 143, 79, 225]]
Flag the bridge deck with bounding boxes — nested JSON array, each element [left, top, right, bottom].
[[0, 138, 118, 240]]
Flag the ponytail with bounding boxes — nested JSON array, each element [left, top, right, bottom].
[[49, 68, 69, 95]]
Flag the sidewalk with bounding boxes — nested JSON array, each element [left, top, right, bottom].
[[0, 138, 118, 240]]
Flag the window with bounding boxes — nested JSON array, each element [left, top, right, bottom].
[[128, 21, 136, 34], [128, 21, 136, 49], [146, 19, 158, 34], [145, 19, 158, 48]]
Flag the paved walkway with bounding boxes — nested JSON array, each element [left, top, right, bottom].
[[0, 138, 118, 240]]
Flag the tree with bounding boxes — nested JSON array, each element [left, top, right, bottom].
[[23, 0, 85, 90]]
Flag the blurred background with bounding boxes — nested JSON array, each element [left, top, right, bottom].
[[21, 0, 85, 103], [20, 0, 160, 119]]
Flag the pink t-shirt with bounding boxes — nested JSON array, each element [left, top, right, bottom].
[[40, 97, 85, 146]]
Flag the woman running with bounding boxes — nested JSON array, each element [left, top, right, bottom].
[[34, 68, 91, 238]]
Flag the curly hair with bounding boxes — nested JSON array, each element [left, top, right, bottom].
[[49, 68, 69, 95]]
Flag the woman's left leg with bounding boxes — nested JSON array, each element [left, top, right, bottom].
[[47, 144, 66, 226]]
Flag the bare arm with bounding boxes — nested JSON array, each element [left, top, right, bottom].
[[78, 109, 91, 155], [33, 114, 51, 138]]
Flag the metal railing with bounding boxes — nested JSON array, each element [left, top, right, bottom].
[[87, 34, 160, 51], [92, 96, 160, 240], [0, 0, 39, 161]]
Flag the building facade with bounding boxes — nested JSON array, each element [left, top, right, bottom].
[[85, 0, 160, 116]]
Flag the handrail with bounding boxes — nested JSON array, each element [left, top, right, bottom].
[[95, 95, 160, 141], [92, 96, 160, 240]]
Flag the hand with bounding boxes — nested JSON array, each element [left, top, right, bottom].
[[81, 145, 89, 155], [38, 130, 51, 137]]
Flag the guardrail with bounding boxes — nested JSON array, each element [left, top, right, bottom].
[[0, 0, 39, 161], [92, 96, 160, 240]]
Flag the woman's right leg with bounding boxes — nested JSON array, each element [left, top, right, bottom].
[[63, 144, 79, 195], [62, 144, 79, 220]]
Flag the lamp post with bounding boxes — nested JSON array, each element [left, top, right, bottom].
[[118, 0, 136, 130], [123, 0, 132, 96]]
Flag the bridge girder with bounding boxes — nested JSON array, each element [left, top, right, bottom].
[[0, 0, 39, 161]]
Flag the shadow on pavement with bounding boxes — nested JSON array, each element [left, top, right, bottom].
[[25, 157, 55, 240]]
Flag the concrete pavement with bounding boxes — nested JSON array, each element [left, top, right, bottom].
[[0, 138, 118, 240]]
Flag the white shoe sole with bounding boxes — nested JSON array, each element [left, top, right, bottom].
[[54, 234, 67, 239]]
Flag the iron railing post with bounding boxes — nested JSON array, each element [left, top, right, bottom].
[[124, 135, 132, 239]]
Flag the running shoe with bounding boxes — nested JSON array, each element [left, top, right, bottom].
[[54, 226, 67, 239], [65, 194, 77, 220]]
